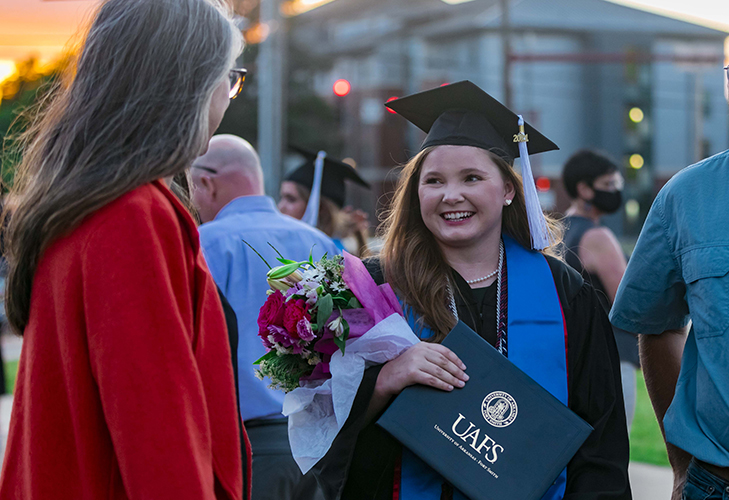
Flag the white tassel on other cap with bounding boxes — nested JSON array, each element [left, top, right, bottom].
[[302, 150, 326, 227], [514, 115, 554, 250]]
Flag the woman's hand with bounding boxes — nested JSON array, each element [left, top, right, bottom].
[[378, 342, 469, 397], [365, 343, 468, 423]]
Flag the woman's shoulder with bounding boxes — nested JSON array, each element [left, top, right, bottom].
[[363, 256, 385, 286], [87, 181, 182, 231], [580, 225, 622, 255], [77, 181, 193, 257], [109, 180, 176, 214]]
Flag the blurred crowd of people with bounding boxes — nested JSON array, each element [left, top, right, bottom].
[[0, 1, 726, 500]]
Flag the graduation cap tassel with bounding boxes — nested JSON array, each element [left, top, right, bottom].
[[302, 150, 326, 228], [515, 115, 554, 250]]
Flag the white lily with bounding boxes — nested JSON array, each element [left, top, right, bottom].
[[267, 270, 304, 291], [328, 316, 345, 338]]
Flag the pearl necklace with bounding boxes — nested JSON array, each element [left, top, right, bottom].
[[447, 239, 504, 319], [446, 239, 506, 354], [464, 241, 504, 284]]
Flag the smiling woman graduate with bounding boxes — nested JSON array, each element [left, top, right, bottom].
[[310, 82, 631, 500]]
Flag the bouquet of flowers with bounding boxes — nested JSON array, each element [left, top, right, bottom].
[[251, 246, 420, 473], [255, 249, 403, 391]]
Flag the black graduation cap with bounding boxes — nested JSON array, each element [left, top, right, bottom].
[[386, 81, 559, 250], [285, 146, 370, 208], [384, 81, 558, 161]]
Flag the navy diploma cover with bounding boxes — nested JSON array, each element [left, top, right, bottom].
[[377, 321, 593, 500]]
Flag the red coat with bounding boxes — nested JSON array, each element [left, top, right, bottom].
[[0, 181, 243, 499]]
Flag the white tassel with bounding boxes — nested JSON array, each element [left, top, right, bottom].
[[302, 150, 326, 228], [515, 115, 554, 250]]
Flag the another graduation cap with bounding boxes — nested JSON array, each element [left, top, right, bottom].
[[385, 81, 559, 249], [285, 146, 370, 209]]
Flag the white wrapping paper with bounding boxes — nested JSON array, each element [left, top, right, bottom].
[[282, 313, 420, 473]]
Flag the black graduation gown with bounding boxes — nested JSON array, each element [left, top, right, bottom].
[[217, 287, 251, 500], [311, 257, 631, 500]]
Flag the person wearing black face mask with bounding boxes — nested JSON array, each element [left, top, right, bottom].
[[591, 186, 623, 214], [561, 149, 638, 430]]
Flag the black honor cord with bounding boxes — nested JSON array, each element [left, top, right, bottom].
[[441, 482, 454, 500]]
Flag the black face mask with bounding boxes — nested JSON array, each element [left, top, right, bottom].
[[590, 188, 622, 214]]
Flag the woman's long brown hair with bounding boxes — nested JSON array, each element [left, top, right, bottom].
[[3, 0, 242, 334], [379, 146, 563, 342]]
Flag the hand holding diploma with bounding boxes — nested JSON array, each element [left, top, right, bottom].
[[379, 343, 468, 395], [367, 343, 469, 421]]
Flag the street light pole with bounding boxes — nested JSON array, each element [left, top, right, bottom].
[[258, 0, 286, 197], [500, 0, 512, 108]]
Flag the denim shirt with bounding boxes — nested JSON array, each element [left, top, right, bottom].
[[610, 150, 729, 466], [199, 196, 340, 421]]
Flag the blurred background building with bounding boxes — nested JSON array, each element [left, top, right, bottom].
[[281, 0, 728, 237], [1, 0, 729, 239]]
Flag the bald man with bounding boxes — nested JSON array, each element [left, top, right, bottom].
[[193, 135, 337, 500]]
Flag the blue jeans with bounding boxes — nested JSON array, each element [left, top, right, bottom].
[[683, 460, 729, 500]]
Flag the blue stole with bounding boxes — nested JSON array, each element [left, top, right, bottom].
[[399, 236, 569, 500]]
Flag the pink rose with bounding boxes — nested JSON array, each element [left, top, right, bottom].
[[258, 291, 286, 335], [284, 299, 310, 335], [296, 319, 315, 342]]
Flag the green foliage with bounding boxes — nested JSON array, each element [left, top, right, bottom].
[[316, 294, 333, 330], [253, 350, 278, 365], [242, 239, 272, 269], [255, 353, 313, 393], [268, 261, 305, 280], [332, 290, 355, 306], [4, 359, 17, 394], [1, 57, 65, 189]]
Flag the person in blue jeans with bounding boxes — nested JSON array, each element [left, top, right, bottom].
[[683, 460, 729, 500], [610, 150, 729, 499]]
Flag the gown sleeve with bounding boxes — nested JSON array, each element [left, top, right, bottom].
[[310, 365, 397, 500], [563, 280, 632, 500]]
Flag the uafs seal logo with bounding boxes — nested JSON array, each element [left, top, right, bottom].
[[482, 391, 518, 428]]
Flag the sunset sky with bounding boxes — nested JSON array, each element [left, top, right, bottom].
[[1, 0, 729, 83], [0, 0, 96, 81]]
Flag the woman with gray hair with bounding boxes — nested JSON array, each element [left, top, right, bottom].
[[0, 0, 245, 498]]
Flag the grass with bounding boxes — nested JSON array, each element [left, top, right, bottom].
[[0, 359, 671, 467], [630, 370, 670, 467], [4, 359, 17, 395]]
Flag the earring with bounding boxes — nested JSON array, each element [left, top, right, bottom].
[[504, 199, 512, 206]]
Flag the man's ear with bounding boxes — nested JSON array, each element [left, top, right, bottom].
[[199, 175, 216, 201], [576, 180, 594, 201]]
